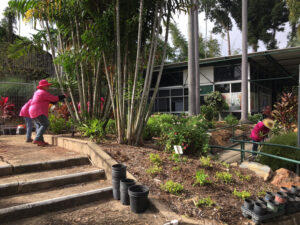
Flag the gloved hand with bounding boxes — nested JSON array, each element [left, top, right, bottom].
[[58, 95, 66, 101]]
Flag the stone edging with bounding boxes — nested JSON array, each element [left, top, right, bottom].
[[44, 135, 223, 225]]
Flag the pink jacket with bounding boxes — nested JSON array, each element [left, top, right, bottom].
[[250, 121, 270, 142], [29, 89, 59, 118], [19, 99, 32, 118]]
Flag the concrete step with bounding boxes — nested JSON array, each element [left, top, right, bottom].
[[0, 183, 112, 222], [0, 169, 105, 197], [0, 156, 90, 177]]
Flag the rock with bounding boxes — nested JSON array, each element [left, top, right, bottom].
[[239, 161, 273, 181], [230, 162, 238, 167], [270, 168, 300, 188]]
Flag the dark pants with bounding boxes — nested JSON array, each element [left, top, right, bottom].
[[33, 115, 49, 142], [252, 142, 258, 156]]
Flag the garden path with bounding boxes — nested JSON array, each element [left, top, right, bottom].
[[217, 143, 253, 164]]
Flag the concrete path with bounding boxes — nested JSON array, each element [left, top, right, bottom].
[[216, 143, 253, 164]]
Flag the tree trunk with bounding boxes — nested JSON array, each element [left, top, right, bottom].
[[226, 28, 231, 56]]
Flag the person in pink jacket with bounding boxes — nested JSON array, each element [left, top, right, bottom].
[[19, 99, 39, 142], [29, 80, 66, 147], [250, 118, 274, 156]]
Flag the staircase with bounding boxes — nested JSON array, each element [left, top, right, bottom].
[[0, 156, 112, 223]]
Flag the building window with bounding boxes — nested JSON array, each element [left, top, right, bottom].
[[171, 97, 183, 112], [171, 89, 183, 96], [151, 70, 183, 88], [158, 98, 170, 112], [215, 84, 230, 93], [214, 65, 241, 82], [158, 90, 170, 97], [231, 83, 241, 92], [200, 85, 213, 95]]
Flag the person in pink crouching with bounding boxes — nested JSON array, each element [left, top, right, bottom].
[[19, 99, 39, 143], [250, 118, 274, 156], [29, 80, 66, 147]]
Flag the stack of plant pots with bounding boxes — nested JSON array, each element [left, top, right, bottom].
[[111, 163, 150, 214], [241, 185, 300, 224]]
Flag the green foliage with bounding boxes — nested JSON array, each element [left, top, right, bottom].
[[257, 190, 267, 197], [105, 119, 116, 135], [258, 132, 300, 172], [172, 166, 181, 171], [194, 170, 211, 186], [204, 91, 227, 120], [200, 105, 215, 122], [78, 119, 105, 143], [271, 120, 283, 136], [149, 153, 162, 166], [222, 162, 230, 169], [161, 180, 184, 195], [248, 113, 263, 124], [200, 156, 212, 168], [146, 165, 162, 176], [194, 196, 215, 208], [216, 172, 232, 184], [272, 92, 297, 131], [224, 114, 238, 126], [235, 171, 251, 182], [49, 114, 71, 134], [164, 115, 210, 155], [169, 153, 188, 163], [233, 188, 251, 200]]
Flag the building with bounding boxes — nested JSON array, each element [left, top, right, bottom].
[[151, 47, 300, 118]]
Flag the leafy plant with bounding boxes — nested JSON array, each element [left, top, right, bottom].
[[149, 153, 162, 166], [146, 165, 162, 176], [78, 119, 105, 143], [248, 113, 263, 124], [216, 172, 232, 184], [235, 171, 251, 182], [258, 132, 300, 172], [200, 156, 212, 168], [224, 114, 239, 126], [233, 188, 251, 200], [0, 96, 15, 119], [272, 92, 297, 131], [53, 103, 71, 119], [194, 170, 211, 186], [193, 197, 215, 207], [222, 162, 230, 169], [204, 91, 227, 120], [49, 114, 71, 134], [161, 180, 184, 195], [169, 153, 188, 163], [257, 190, 267, 197], [200, 105, 216, 122], [172, 166, 181, 171], [105, 119, 116, 134]]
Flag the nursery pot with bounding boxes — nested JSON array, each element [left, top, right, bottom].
[[243, 199, 254, 210], [120, 178, 135, 205], [264, 192, 275, 201], [112, 164, 126, 179], [280, 187, 290, 193], [254, 202, 266, 215], [267, 199, 278, 212], [10, 128, 16, 135], [17, 127, 26, 135], [3, 128, 10, 135], [290, 185, 299, 195], [128, 185, 149, 213], [275, 192, 287, 204], [111, 164, 126, 200], [256, 197, 267, 206]]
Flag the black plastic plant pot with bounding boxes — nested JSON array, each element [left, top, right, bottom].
[[267, 199, 278, 212], [256, 197, 267, 206], [112, 164, 126, 179], [265, 192, 275, 201], [128, 185, 149, 213], [112, 179, 121, 200], [280, 187, 290, 193], [275, 192, 287, 204], [254, 202, 266, 215], [4, 128, 10, 135], [120, 178, 135, 205], [290, 185, 299, 195], [243, 199, 254, 210], [10, 128, 16, 135]]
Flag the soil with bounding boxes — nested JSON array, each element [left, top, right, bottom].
[[99, 137, 278, 225]]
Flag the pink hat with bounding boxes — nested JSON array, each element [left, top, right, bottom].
[[37, 80, 52, 89]]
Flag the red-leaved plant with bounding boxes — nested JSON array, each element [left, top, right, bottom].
[[0, 97, 15, 119]]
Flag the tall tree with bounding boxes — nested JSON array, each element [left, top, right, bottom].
[[169, 22, 188, 62], [286, 0, 300, 47]]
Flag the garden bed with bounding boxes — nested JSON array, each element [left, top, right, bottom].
[[99, 138, 278, 225]]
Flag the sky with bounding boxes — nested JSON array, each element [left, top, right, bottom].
[[0, 0, 290, 56]]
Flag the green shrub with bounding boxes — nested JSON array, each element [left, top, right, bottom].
[[78, 119, 105, 143], [233, 188, 251, 200], [161, 180, 184, 195], [194, 170, 211, 186], [235, 171, 251, 182], [224, 114, 239, 126], [216, 172, 232, 184], [169, 153, 188, 163], [258, 132, 300, 172], [149, 153, 162, 166], [172, 166, 181, 171], [222, 162, 230, 169], [248, 113, 263, 124], [146, 165, 162, 176], [200, 156, 212, 168], [105, 119, 116, 134], [204, 91, 227, 120], [200, 105, 216, 122], [194, 197, 215, 207], [49, 114, 71, 134]]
